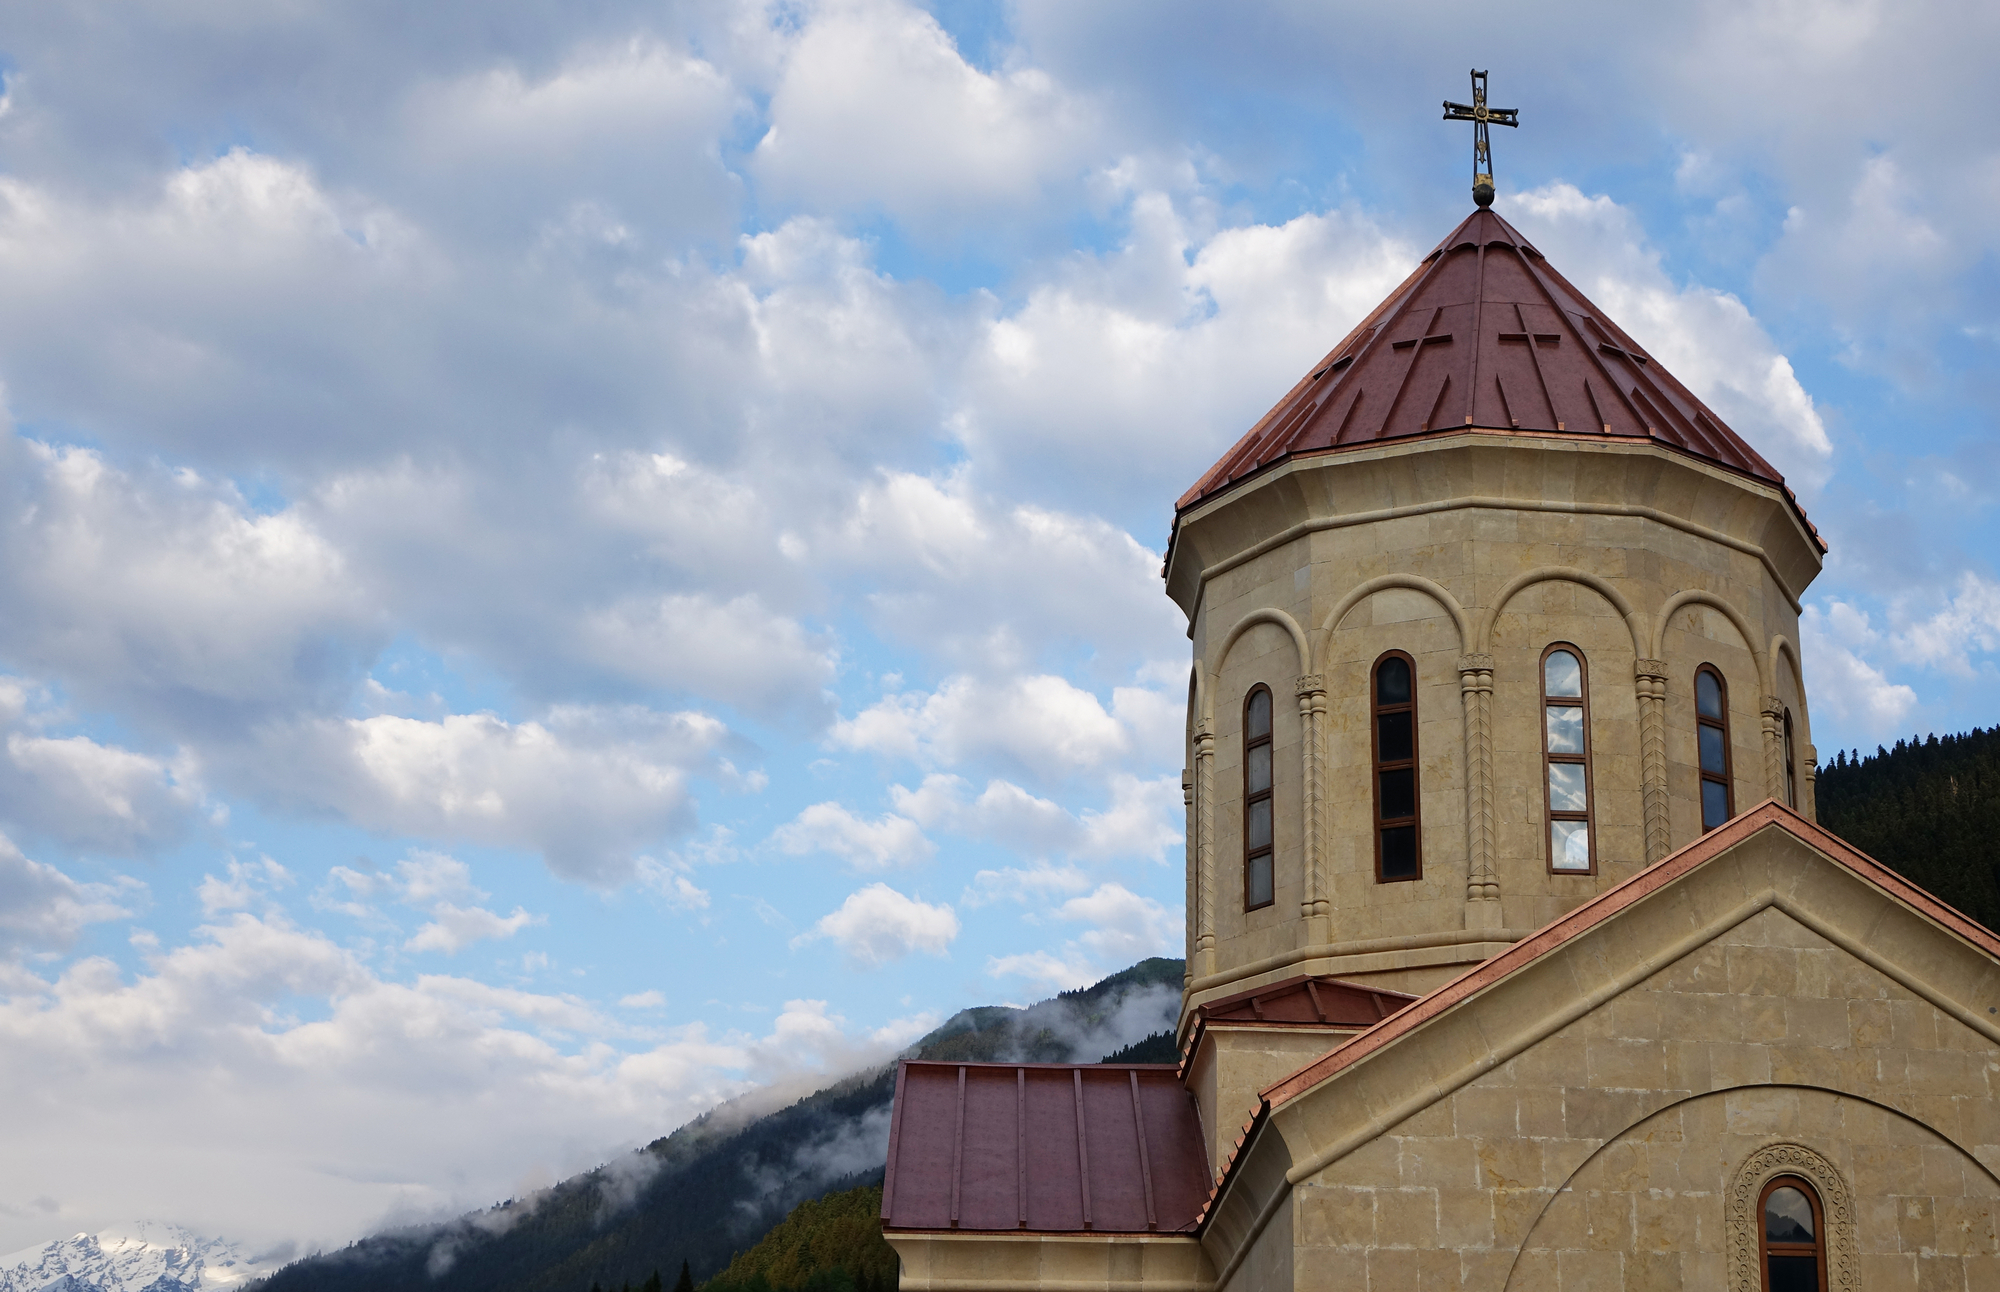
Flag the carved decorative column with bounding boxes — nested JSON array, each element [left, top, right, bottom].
[[1295, 674, 1329, 938], [1635, 660, 1671, 863], [1803, 744, 1819, 822], [1458, 654, 1501, 927], [1761, 695, 1787, 804], [1192, 720, 1217, 977], [1181, 769, 1195, 984]]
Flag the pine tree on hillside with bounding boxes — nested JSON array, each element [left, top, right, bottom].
[[674, 1262, 695, 1292], [1816, 728, 2000, 932], [643, 1272, 663, 1292]]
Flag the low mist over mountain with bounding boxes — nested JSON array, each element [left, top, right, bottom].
[[253, 959, 1183, 1292]]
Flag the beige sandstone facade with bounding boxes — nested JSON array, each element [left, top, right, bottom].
[[1168, 431, 1822, 1012]]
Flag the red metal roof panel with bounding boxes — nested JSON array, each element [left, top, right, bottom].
[[1175, 207, 1821, 552], [883, 1062, 1210, 1234]]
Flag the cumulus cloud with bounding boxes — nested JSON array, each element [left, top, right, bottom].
[[987, 882, 1179, 991], [231, 708, 726, 885], [0, 834, 141, 958], [770, 803, 933, 870], [1507, 183, 1834, 491], [893, 772, 1180, 862], [0, 909, 921, 1252], [0, 716, 204, 858], [799, 884, 958, 967], [957, 194, 1420, 511], [316, 851, 544, 955], [1799, 602, 1917, 735], [1887, 572, 2000, 676], [753, 0, 1100, 225], [0, 436, 378, 731], [833, 673, 1131, 778]]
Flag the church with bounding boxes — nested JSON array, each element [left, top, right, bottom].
[[876, 136, 2000, 1288]]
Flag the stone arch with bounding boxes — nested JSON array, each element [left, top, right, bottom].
[[1312, 574, 1469, 674], [1472, 565, 1648, 662], [1771, 633, 1812, 733], [1652, 589, 1773, 697], [1203, 607, 1310, 723], [1499, 1083, 2000, 1292]]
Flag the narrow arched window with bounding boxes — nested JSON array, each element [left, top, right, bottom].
[[1372, 653, 1420, 882], [1243, 687, 1274, 910], [1759, 1176, 1824, 1291], [1696, 665, 1734, 831], [1783, 708, 1798, 810], [1542, 645, 1593, 873]]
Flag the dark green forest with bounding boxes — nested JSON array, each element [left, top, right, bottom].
[[1814, 728, 2000, 933], [254, 958, 1184, 1292], [702, 1184, 898, 1292]]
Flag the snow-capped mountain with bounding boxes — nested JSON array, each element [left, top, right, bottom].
[[0, 1222, 282, 1292]]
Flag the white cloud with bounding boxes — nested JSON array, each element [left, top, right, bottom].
[[961, 861, 1091, 908], [0, 436, 377, 730], [619, 990, 666, 1009], [0, 729, 202, 857], [406, 904, 543, 955], [833, 673, 1130, 778], [0, 834, 141, 958], [957, 196, 1420, 511], [892, 771, 1179, 862], [986, 882, 1179, 991], [1507, 183, 1834, 491], [753, 0, 1099, 224], [799, 883, 958, 967], [577, 593, 837, 719], [1888, 571, 2000, 676], [232, 707, 725, 885], [770, 803, 933, 870], [1799, 602, 1917, 735], [0, 911, 916, 1251]]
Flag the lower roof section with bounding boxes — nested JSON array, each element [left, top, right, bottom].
[[882, 1061, 1211, 1235]]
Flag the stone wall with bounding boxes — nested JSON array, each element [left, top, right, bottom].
[[1283, 905, 2000, 1289]]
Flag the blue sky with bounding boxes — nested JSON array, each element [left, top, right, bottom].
[[0, 0, 1995, 1257]]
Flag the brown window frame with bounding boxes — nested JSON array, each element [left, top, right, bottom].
[[1758, 1175, 1826, 1292], [1243, 685, 1275, 911], [1783, 708, 1798, 810], [1696, 664, 1735, 832], [1540, 643, 1596, 875], [1371, 651, 1421, 883]]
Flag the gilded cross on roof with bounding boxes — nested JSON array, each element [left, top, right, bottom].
[[1443, 69, 1519, 209]]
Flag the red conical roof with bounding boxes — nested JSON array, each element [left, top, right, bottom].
[[1177, 208, 1816, 543]]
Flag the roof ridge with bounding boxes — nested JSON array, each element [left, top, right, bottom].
[[1255, 800, 2000, 1110]]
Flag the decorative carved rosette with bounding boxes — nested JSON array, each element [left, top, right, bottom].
[[1726, 1141, 1856, 1292]]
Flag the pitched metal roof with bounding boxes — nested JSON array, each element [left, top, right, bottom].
[[1192, 973, 1417, 1028], [881, 1061, 1210, 1234], [1175, 207, 1820, 549]]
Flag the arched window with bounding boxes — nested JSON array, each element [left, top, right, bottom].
[[1243, 687, 1274, 910], [1783, 708, 1798, 811], [1372, 653, 1420, 882], [1542, 645, 1593, 873], [1759, 1176, 1824, 1291], [1696, 665, 1734, 832]]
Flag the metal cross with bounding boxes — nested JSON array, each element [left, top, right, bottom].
[[1443, 70, 1519, 208]]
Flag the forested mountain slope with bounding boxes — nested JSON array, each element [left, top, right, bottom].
[[1816, 729, 2000, 933], [255, 959, 1183, 1292]]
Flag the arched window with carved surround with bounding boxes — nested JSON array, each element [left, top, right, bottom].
[[1696, 665, 1734, 832], [1371, 652, 1420, 882], [1541, 644, 1594, 873], [1243, 686, 1273, 910], [1759, 1175, 1825, 1291]]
